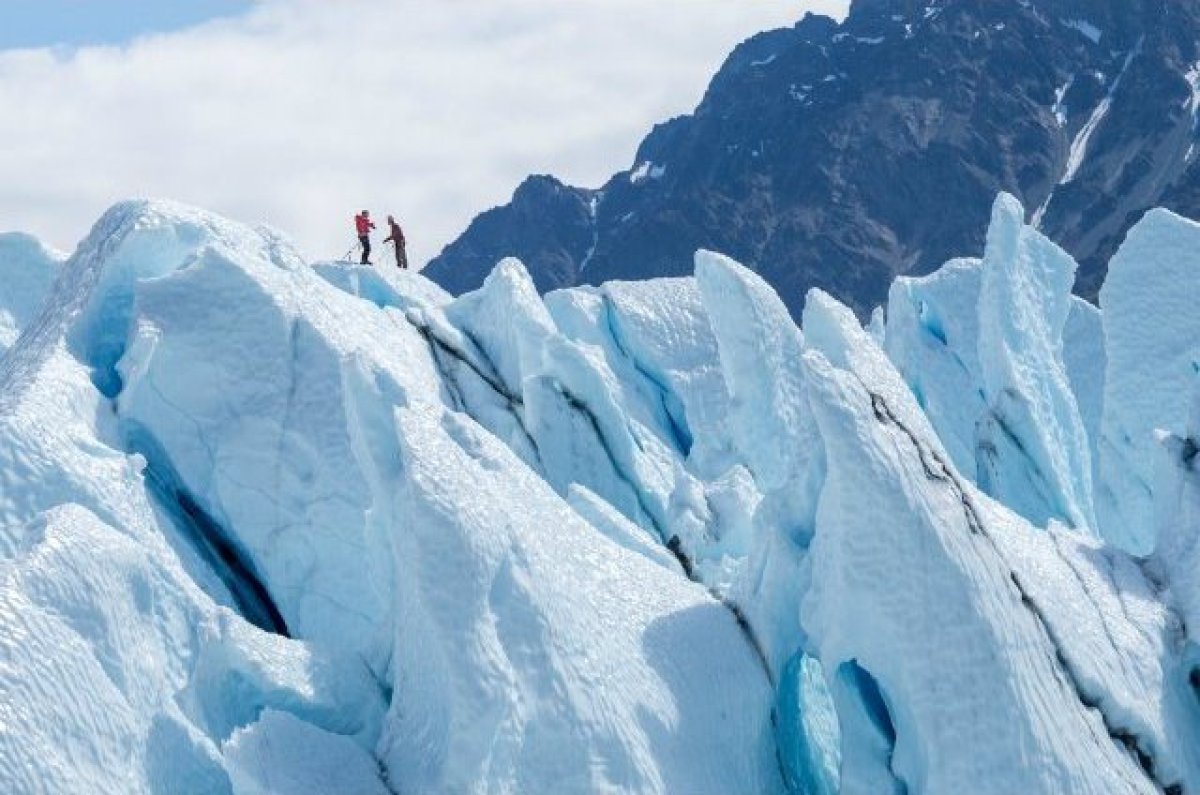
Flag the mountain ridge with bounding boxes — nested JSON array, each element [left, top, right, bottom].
[[425, 0, 1200, 317]]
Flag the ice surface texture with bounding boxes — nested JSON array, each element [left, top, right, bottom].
[[3, 192, 1200, 794], [1100, 209, 1200, 553], [0, 232, 62, 354], [0, 202, 781, 795]]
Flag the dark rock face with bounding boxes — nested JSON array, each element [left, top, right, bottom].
[[425, 0, 1200, 317], [427, 175, 598, 296]]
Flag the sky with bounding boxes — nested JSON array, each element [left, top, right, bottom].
[[0, 1, 254, 49], [0, 0, 848, 266]]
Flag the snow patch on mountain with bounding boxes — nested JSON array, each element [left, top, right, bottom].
[[1061, 19, 1102, 45], [630, 161, 667, 184], [1061, 44, 1140, 187]]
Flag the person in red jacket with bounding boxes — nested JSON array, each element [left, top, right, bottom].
[[354, 210, 375, 264], [384, 215, 408, 270]]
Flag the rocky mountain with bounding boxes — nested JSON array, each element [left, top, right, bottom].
[[424, 0, 1200, 317]]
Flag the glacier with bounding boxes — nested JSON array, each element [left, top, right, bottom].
[[1100, 208, 1200, 555], [0, 233, 62, 356], [1, 192, 1200, 794]]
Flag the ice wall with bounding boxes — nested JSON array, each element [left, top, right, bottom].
[[0, 232, 63, 354], [799, 285, 1199, 793], [6, 192, 1200, 795], [1100, 208, 1200, 553], [0, 205, 386, 795], [885, 257, 986, 476], [0, 201, 785, 795], [1152, 381, 1200, 710], [884, 197, 1107, 541], [976, 194, 1096, 532]]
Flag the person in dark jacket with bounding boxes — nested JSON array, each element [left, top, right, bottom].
[[355, 210, 375, 264], [384, 215, 408, 270]]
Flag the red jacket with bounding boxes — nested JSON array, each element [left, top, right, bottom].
[[355, 214, 374, 236]]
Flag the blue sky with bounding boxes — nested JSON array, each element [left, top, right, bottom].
[[0, 0, 253, 49]]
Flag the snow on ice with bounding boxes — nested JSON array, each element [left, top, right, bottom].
[[1100, 208, 1200, 554], [0, 233, 63, 355], [3, 191, 1200, 794]]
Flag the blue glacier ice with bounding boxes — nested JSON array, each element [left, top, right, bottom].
[[0, 232, 63, 355], [1100, 208, 1200, 554], [3, 194, 1200, 794], [976, 194, 1097, 533], [885, 256, 986, 476], [0, 201, 782, 795]]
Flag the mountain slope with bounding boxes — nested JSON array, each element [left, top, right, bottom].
[[425, 0, 1200, 316]]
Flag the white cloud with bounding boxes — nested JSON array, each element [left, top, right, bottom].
[[0, 0, 848, 266]]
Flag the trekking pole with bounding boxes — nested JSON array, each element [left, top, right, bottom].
[[343, 237, 366, 263]]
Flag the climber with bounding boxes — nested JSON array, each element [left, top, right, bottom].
[[384, 215, 408, 270], [354, 210, 375, 264]]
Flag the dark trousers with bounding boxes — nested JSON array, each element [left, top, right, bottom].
[[395, 243, 408, 270], [359, 235, 371, 264]]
